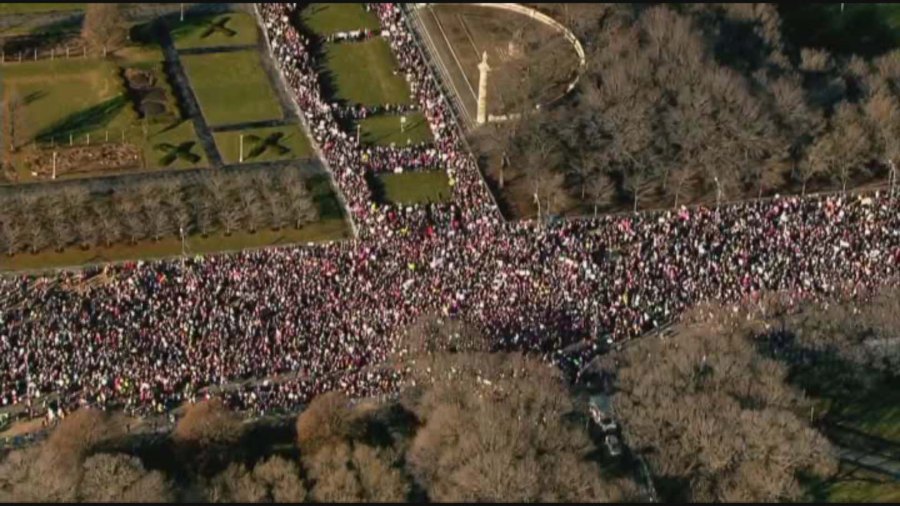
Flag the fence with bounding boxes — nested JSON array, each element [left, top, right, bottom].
[[0, 44, 93, 64]]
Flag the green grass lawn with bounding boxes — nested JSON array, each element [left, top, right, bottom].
[[356, 112, 433, 147], [214, 124, 314, 165], [375, 170, 451, 205], [300, 3, 380, 35], [2, 53, 207, 182], [171, 12, 258, 50], [3, 59, 131, 144], [779, 3, 900, 57], [322, 38, 414, 107], [181, 50, 284, 127], [0, 3, 84, 15], [804, 464, 900, 503], [824, 381, 900, 444]]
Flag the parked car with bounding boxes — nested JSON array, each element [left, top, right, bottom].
[[604, 433, 623, 457], [589, 394, 618, 433]]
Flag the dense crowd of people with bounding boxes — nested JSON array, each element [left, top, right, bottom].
[[333, 102, 419, 121], [1, 3, 899, 423]]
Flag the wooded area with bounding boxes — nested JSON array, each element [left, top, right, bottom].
[[475, 4, 900, 218]]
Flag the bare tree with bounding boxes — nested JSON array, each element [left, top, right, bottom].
[[863, 89, 900, 195], [173, 398, 243, 447], [115, 195, 146, 245], [0, 196, 25, 255], [295, 391, 357, 456], [82, 3, 127, 57], [236, 182, 264, 233], [79, 453, 173, 503], [6, 89, 26, 152], [304, 441, 409, 503], [23, 194, 49, 254], [93, 200, 122, 248], [405, 351, 639, 503], [612, 318, 837, 502]]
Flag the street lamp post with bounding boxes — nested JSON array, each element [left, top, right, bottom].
[[52, 151, 57, 180], [180, 226, 186, 268], [714, 176, 722, 209], [239, 134, 244, 163]]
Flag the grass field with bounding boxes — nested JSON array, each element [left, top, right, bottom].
[[321, 38, 414, 107], [1, 54, 207, 181], [3, 59, 131, 144], [375, 170, 451, 205], [171, 12, 258, 50], [214, 124, 314, 165], [0, 3, 84, 15], [356, 112, 433, 147], [804, 464, 900, 503], [824, 381, 900, 444], [181, 50, 284, 127], [299, 3, 380, 35]]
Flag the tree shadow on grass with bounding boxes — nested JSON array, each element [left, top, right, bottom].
[[34, 94, 129, 144], [364, 171, 389, 205], [779, 3, 900, 59], [3, 15, 82, 54], [167, 15, 229, 42], [23, 90, 47, 106]]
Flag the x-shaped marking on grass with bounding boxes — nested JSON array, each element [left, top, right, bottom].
[[245, 132, 291, 159], [154, 141, 201, 166], [200, 17, 237, 39]]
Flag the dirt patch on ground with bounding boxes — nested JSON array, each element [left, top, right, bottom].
[[21, 143, 142, 179], [0, 417, 43, 438]]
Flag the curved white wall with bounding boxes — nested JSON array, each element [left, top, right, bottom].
[[418, 2, 587, 105]]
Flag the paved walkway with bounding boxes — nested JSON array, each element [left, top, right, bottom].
[[210, 118, 297, 133], [836, 445, 900, 480], [159, 27, 224, 169], [176, 44, 258, 56]]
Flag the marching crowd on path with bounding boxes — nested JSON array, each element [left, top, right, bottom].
[[1, 3, 900, 422]]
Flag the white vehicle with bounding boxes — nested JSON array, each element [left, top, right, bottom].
[[604, 434, 623, 457], [589, 395, 618, 433]]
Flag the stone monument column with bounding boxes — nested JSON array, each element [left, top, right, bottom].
[[476, 51, 491, 125]]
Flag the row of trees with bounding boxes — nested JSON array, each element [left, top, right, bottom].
[[477, 4, 900, 217], [0, 167, 319, 256]]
